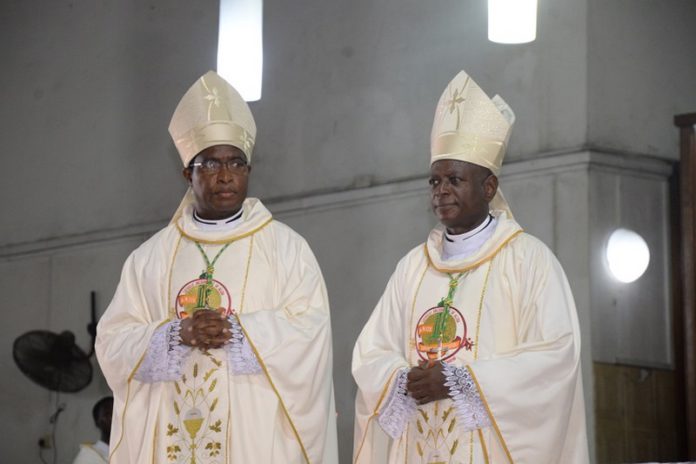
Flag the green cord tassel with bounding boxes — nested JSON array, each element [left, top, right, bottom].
[[432, 273, 464, 340]]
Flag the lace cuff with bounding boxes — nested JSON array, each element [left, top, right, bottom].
[[226, 315, 262, 375], [443, 364, 491, 431], [377, 368, 417, 439], [134, 320, 192, 383]]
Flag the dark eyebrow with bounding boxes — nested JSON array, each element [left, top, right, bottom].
[[201, 155, 247, 163]]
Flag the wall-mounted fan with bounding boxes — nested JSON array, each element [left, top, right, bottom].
[[12, 291, 100, 464], [13, 329, 93, 392]]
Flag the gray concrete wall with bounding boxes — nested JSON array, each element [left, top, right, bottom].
[[1, 0, 694, 463], [252, 0, 588, 198], [1, 0, 588, 248], [0, 0, 218, 247], [588, 0, 696, 158]]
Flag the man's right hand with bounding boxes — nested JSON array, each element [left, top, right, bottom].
[[180, 309, 231, 350]]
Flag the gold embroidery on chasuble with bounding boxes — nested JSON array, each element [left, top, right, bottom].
[[163, 238, 251, 463], [403, 264, 492, 464], [166, 353, 225, 463]]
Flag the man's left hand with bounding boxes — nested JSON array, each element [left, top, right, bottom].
[[406, 361, 450, 405]]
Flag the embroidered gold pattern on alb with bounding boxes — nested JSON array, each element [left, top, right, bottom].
[[412, 401, 462, 463], [166, 352, 224, 463]]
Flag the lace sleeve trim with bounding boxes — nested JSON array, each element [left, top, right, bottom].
[[377, 368, 417, 439], [443, 363, 491, 431], [134, 320, 192, 383], [225, 315, 262, 375]]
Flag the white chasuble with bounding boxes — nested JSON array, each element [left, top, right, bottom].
[[97, 198, 338, 464], [353, 211, 589, 464]]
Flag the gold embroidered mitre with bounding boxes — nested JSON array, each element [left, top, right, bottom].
[[430, 71, 515, 175], [169, 70, 257, 166]]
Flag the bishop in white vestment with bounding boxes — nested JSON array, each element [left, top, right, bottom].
[[96, 71, 338, 464], [352, 71, 589, 464]]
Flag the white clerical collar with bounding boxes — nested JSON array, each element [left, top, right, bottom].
[[92, 440, 109, 459], [442, 214, 498, 261], [192, 208, 244, 231]]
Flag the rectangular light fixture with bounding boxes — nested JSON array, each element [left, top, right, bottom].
[[217, 0, 263, 101], [488, 0, 537, 44]]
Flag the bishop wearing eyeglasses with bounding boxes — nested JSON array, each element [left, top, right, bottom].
[[96, 71, 338, 464]]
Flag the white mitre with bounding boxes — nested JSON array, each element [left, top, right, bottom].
[[430, 70, 516, 216], [169, 70, 256, 166], [168, 71, 257, 221]]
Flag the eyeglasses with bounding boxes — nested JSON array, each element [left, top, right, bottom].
[[190, 159, 249, 174]]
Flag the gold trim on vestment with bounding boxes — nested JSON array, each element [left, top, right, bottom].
[[408, 260, 492, 367], [353, 416, 375, 462], [478, 429, 490, 464], [473, 262, 493, 360], [464, 260, 490, 464], [229, 234, 253, 457], [167, 234, 184, 318], [238, 236, 254, 314], [424, 229, 523, 274], [111, 216, 268, 462], [225, 367, 232, 464], [112, 320, 171, 461], [166, 227, 256, 461], [353, 368, 403, 463], [226, 235, 254, 460], [111, 232, 185, 462], [407, 265, 429, 366], [168, 223, 259, 315], [128, 319, 172, 382], [109, 380, 132, 463], [174, 217, 272, 245], [407, 255, 494, 462], [356, 229, 514, 462], [466, 366, 514, 463], [235, 318, 312, 463], [151, 421, 158, 464]]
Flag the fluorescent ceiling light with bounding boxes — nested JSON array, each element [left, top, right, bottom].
[[488, 0, 537, 44], [217, 0, 263, 101]]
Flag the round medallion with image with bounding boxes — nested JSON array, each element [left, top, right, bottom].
[[175, 278, 232, 319], [414, 305, 474, 362]]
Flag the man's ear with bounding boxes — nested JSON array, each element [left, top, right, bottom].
[[183, 167, 193, 185], [484, 174, 499, 202]]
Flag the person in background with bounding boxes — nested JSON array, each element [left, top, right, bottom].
[[72, 396, 113, 464]]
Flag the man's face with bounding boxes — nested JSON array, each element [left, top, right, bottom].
[[429, 160, 498, 234], [183, 144, 251, 220]]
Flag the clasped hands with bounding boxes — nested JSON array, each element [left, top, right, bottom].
[[180, 309, 232, 350], [406, 360, 450, 405], [180, 311, 449, 401]]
